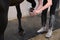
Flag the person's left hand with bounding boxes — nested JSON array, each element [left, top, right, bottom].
[[33, 10, 41, 15]]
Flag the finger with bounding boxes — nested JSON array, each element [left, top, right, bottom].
[[30, 12, 35, 16]]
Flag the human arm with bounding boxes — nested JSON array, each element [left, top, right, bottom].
[[33, 0, 52, 15]]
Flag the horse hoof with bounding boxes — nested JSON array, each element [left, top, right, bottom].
[[18, 31, 25, 36]]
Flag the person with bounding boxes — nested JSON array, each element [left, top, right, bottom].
[[32, 0, 58, 38]]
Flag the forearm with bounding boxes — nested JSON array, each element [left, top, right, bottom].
[[33, 0, 52, 15], [37, 0, 52, 12], [39, 3, 52, 11], [35, 0, 42, 10]]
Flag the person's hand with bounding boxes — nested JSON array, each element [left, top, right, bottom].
[[33, 10, 38, 15], [33, 10, 40, 15], [29, 12, 35, 16]]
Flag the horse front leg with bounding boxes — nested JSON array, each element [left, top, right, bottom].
[[0, 10, 8, 40], [15, 4, 24, 36], [0, 5, 9, 40], [27, 0, 36, 16]]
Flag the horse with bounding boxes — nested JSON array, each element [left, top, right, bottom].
[[0, 0, 36, 40], [8, 0, 36, 35]]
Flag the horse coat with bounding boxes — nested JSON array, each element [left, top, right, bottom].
[[9, 0, 24, 6]]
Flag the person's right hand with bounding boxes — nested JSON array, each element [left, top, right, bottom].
[[30, 12, 35, 16]]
